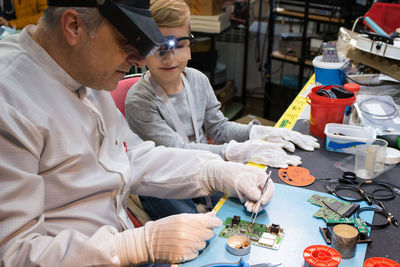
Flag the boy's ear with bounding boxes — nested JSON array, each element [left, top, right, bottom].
[[60, 10, 84, 46]]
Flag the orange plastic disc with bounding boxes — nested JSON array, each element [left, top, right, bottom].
[[278, 166, 315, 187], [363, 257, 400, 267], [303, 245, 341, 267]]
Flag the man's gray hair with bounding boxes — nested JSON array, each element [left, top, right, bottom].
[[40, 7, 105, 38]]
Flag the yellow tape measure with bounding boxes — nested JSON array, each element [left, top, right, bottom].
[[275, 75, 315, 130]]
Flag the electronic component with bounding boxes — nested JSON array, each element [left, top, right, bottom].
[[232, 216, 241, 226], [270, 224, 281, 234], [219, 217, 285, 250], [307, 194, 359, 220], [259, 233, 276, 247], [250, 236, 259, 241], [252, 229, 260, 235]]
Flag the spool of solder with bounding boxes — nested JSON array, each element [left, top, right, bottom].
[[303, 245, 341, 267], [225, 235, 251, 256], [363, 257, 399, 267]]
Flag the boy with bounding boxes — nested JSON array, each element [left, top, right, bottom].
[[125, 0, 318, 219]]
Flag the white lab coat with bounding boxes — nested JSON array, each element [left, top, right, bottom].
[[0, 26, 220, 266]]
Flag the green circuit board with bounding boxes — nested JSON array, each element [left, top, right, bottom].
[[326, 217, 370, 236], [307, 194, 359, 220], [218, 216, 285, 250]]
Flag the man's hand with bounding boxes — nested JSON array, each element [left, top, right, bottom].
[[250, 125, 320, 152], [225, 139, 301, 168], [200, 160, 275, 212], [0, 17, 9, 26], [144, 212, 221, 263]]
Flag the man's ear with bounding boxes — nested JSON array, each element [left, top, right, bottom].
[[60, 10, 84, 46]]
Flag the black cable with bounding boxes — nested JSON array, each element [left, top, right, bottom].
[[335, 184, 368, 203], [338, 67, 372, 87], [323, 177, 375, 204], [356, 206, 390, 229], [371, 181, 400, 196], [323, 178, 398, 207], [359, 180, 396, 202]]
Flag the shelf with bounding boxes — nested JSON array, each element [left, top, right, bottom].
[[276, 9, 345, 24], [272, 51, 313, 67]]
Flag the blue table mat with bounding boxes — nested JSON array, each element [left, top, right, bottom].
[[181, 183, 373, 267]]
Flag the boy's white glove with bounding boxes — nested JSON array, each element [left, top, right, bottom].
[[249, 125, 320, 152], [200, 160, 275, 212], [144, 212, 221, 263], [225, 139, 302, 168]]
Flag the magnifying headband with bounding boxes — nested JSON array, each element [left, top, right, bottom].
[[47, 0, 164, 57], [155, 34, 194, 60], [159, 34, 194, 51]]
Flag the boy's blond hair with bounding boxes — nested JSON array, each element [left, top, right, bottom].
[[150, 0, 190, 28]]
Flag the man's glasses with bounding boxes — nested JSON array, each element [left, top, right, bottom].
[[154, 34, 194, 61]]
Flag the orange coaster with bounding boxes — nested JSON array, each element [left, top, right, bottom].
[[278, 166, 315, 187]]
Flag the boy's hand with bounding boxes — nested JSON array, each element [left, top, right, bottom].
[[250, 125, 320, 152], [225, 140, 301, 168]]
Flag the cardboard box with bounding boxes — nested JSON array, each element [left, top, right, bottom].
[[252, 0, 269, 18], [215, 80, 235, 105], [186, 0, 224, 15]]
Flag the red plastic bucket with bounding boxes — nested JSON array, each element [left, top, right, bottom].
[[307, 85, 356, 137]]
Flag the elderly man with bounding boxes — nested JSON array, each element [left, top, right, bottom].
[[0, 0, 274, 266]]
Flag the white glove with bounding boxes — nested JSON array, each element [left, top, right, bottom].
[[144, 212, 221, 263], [250, 125, 320, 152], [200, 159, 275, 212], [225, 139, 302, 168]]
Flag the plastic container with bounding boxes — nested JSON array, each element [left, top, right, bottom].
[[363, 3, 400, 35], [355, 144, 378, 179], [312, 55, 347, 86], [324, 123, 376, 154], [307, 86, 356, 137]]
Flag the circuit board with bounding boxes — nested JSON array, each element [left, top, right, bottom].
[[218, 216, 285, 250], [326, 217, 370, 236], [307, 194, 359, 220]]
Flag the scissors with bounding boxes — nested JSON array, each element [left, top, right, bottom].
[[201, 258, 281, 267]]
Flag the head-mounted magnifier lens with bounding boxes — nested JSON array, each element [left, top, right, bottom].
[[155, 34, 194, 61], [47, 0, 164, 57]]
